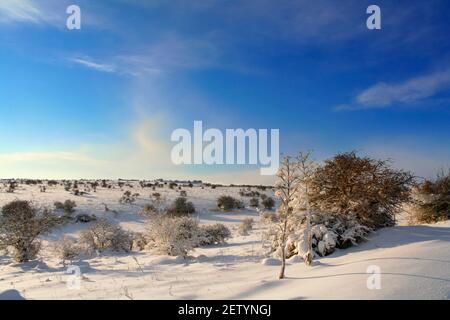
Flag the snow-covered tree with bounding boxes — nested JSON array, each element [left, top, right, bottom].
[[292, 151, 317, 266], [275, 156, 301, 279]]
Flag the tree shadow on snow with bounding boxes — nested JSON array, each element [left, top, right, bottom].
[[331, 224, 450, 259]]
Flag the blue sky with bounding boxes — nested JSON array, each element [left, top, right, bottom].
[[0, 0, 449, 183]]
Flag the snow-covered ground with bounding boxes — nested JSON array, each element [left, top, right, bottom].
[[0, 182, 449, 300]]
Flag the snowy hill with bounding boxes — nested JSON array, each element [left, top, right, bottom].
[[0, 183, 449, 299]]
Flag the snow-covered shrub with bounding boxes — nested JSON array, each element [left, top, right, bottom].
[[141, 195, 168, 218], [217, 196, 244, 211], [54, 200, 77, 215], [54, 236, 83, 264], [265, 212, 371, 259], [131, 232, 147, 251], [407, 173, 450, 224], [238, 218, 254, 235], [146, 216, 202, 256], [261, 212, 278, 224], [262, 197, 275, 210], [6, 181, 17, 193], [79, 219, 133, 252], [119, 191, 138, 204], [200, 223, 231, 245], [249, 198, 259, 207], [239, 189, 260, 197], [167, 197, 195, 216], [309, 152, 414, 228], [0, 200, 57, 262], [180, 190, 187, 197]]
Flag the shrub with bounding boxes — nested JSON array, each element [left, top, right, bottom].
[[408, 172, 450, 224], [79, 219, 133, 252], [6, 181, 17, 193], [239, 218, 254, 235], [200, 224, 231, 245], [131, 232, 147, 251], [54, 200, 77, 215], [265, 213, 371, 259], [119, 191, 138, 204], [54, 236, 83, 264], [217, 196, 244, 211], [167, 197, 195, 217], [239, 189, 260, 197], [146, 216, 202, 256], [169, 182, 177, 189], [262, 197, 275, 210], [309, 152, 414, 228], [152, 192, 161, 199], [180, 190, 187, 197], [261, 212, 278, 224], [75, 214, 97, 223], [140, 204, 157, 218], [249, 198, 259, 207], [0, 200, 57, 262]]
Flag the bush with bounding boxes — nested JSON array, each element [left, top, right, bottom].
[[167, 197, 195, 217], [152, 192, 161, 199], [146, 216, 202, 256], [131, 232, 148, 251], [217, 196, 244, 211], [408, 172, 450, 224], [54, 200, 77, 215], [309, 152, 414, 228], [200, 224, 231, 245], [249, 198, 259, 207], [261, 212, 278, 224], [79, 219, 133, 252], [180, 190, 187, 197], [0, 200, 57, 262], [262, 197, 275, 210], [265, 213, 371, 259], [119, 191, 138, 204], [54, 236, 83, 264], [239, 218, 254, 235]]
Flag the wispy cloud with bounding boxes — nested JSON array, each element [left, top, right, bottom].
[[69, 56, 116, 73], [68, 35, 222, 77], [337, 69, 450, 110], [0, 0, 43, 23]]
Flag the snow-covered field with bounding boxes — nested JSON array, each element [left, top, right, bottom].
[[0, 182, 449, 300]]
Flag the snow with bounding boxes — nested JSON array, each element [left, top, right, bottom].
[[0, 182, 449, 300]]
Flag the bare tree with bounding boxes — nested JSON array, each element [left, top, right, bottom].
[[275, 156, 301, 279], [309, 151, 414, 228]]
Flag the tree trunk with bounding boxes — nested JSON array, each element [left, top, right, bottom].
[[278, 217, 288, 279]]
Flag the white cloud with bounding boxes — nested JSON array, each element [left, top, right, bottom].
[[0, 0, 43, 23], [357, 70, 450, 107], [69, 35, 221, 77], [69, 57, 116, 73], [339, 69, 450, 110]]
